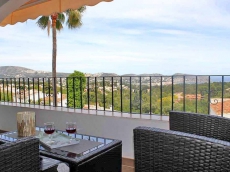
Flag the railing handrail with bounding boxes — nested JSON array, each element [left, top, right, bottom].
[[0, 75, 230, 117]]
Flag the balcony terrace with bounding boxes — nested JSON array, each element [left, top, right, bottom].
[[0, 75, 230, 171]]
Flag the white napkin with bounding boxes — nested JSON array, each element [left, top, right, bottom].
[[57, 163, 70, 172]]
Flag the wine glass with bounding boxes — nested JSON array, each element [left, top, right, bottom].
[[44, 122, 55, 144], [66, 122, 77, 143]]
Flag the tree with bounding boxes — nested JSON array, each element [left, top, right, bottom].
[[67, 70, 86, 108], [36, 7, 86, 106]]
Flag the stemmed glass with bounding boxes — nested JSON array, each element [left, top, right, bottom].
[[66, 122, 77, 143], [44, 122, 55, 144]]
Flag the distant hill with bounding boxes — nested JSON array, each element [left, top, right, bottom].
[[0, 66, 70, 78], [0, 66, 209, 84], [122, 73, 163, 77], [85, 72, 119, 77]]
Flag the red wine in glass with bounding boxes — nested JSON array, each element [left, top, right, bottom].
[[66, 128, 76, 134], [66, 122, 77, 143], [44, 122, 55, 144], [44, 128, 55, 134]]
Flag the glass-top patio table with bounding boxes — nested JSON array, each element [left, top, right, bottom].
[[0, 127, 122, 172]]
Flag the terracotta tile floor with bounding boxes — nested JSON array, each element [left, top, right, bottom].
[[122, 158, 134, 172], [122, 165, 134, 172]]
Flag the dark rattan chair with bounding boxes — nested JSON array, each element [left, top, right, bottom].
[[134, 126, 230, 172], [169, 111, 230, 142], [0, 137, 40, 172]]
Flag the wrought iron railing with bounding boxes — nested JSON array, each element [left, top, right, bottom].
[[0, 75, 230, 116]]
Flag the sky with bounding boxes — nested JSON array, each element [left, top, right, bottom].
[[0, 0, 230, 75]]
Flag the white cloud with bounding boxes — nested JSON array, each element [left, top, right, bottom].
[[118, 29, 143, 35], [86, 0, 230, 28], [0, 0, 230, 75], [152, 29, 195, 36]]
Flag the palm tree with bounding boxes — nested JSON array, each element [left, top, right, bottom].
[[37, 7, 86, 106]]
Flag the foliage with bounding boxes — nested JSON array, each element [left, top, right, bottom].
[[36, 7, 86, 34], [78, 81, 230, 115], [67, 71, 86, 108], [0, 92, 12, 102]]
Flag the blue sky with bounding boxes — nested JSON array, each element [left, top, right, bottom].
[[0, 0, 230, 75]]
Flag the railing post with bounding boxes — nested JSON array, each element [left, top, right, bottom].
[[28, 78, 30, 104], [111, 77, 114, 112], [14, 78, 16, 103], [87, 77, 90, 110], [150, 76, 152, 115], [10, 78, 13, 102], [160, 76, 162, 116], [66, 77, 69, 108], [38, 78, 40, 105], [221, 76, 224, 117], [120, 77, 123, 113], [52, 77, 57, 107], [103, 77, 105, 111], [42, 78, 45, 106], [95, 77, 97, 110], [60, 77, 62, 107], [33, 78, 35, 105], [80, 77, 83, 109], [195, 76, 198, 113], [183, 76, 185, 112], [139, 76, 142, 114], [208, 76, 211, 114], [3, 78, 5, 102], [6, 78, 9, 102], [19, 78, 21, 103], [130, 76, 132, 114], [23, 78, 26, 104]]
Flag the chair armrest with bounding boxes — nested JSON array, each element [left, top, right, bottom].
[[0, 137, 40, 172], [169, 111, 230, 142], [134, 126, 230, 172]]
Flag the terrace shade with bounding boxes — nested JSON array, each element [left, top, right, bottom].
[[0, 0, 112, 26]]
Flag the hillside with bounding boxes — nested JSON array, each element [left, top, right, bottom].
[[0, 66, 209, 84], [0, 66, 70, 78]]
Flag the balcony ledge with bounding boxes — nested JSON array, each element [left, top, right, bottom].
[[0, 102, 169, 121]]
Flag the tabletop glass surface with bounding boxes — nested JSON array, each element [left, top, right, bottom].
[[0, 127, 114, 159]]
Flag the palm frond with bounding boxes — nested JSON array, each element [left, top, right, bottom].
[[36, 16, 50, 29], [58, 13, 65, 24], [78, 6, 86, 13], [66, 10, 82, 29], [38, 7, 85, 33], [65, 9, 71, 15], [56, 20, 64, 31]]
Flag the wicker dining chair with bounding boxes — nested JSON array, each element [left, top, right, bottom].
[[0, 137, 40, 172], [169, 111, 230, 142], [134, 126, 230, 172]]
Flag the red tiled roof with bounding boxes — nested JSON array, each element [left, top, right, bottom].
[[210, 100, 230, 115]]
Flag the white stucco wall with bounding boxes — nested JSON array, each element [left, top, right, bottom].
[[0, 104, 169, 158]]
